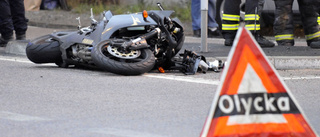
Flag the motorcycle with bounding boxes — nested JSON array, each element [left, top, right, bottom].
[[26, 3, 223, 75]]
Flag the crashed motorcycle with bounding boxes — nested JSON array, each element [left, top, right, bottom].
[[26, 3, 223, 75]]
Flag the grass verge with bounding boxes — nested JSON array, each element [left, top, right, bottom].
[[68, 1, 192, 22]]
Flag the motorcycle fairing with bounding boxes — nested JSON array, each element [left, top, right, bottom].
[[100, 10, 176, 40], [50, 21, 106, 62], [101, 13, 157, 40]]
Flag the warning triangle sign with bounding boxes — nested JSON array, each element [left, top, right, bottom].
[[200, 27, 318, 137]]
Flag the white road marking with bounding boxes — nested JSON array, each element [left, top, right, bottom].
[[282, 76, 320, 80], [0, 56, 55, 66], [144, 74, 320, 85], [1, 56, 320, 84], [88, 127, 166, 137], [0, 56, 33, 64], [0, 111, 51, 122], [144, 74, 220, 85]]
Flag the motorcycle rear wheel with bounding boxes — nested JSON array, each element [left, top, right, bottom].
[[26, 35, 62, 64], [92, 40, 155, 75]]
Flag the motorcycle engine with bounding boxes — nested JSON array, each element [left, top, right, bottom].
[[71, 44, 92, 62]]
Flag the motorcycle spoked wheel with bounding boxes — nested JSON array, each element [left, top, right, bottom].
[[26, 35, 63, 65], [91, 40, 155, 75]]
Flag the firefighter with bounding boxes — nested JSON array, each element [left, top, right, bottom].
[[274, 0, 320, 48], [316, 0, 320, 26], [222, 0, 275, 47], [0, 0, 28, 47], [318, 15, 320, 26]]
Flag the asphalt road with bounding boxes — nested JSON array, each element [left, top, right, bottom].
[[0, 26, 319, 136], [0, 54, 319, 137]]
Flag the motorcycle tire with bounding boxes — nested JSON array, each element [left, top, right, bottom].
[[26, 35, 63, 64], [91, 40, 155, 75]]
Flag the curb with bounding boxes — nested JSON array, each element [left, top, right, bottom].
[[270, 56, 320, 70], [28, 21, 77, 30], [4, 35, 320, 70], [5, 40, 29, 56], [207, 56, 320, 70]]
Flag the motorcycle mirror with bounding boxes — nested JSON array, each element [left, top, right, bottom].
[[76, 17, 81, 29], [157, 2, 164, 11], [90, 8, 97, 24]]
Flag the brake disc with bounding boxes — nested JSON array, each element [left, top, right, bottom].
[[107, 46, 141, 59]]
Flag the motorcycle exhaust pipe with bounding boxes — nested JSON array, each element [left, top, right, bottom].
[[129, 39, 148, 50], [138, 28, 160, 40], [113, 28, 161, 50]]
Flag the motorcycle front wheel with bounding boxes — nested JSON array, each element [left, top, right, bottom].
[[91, 40, 155, 75], [26, 35, 63, 64]]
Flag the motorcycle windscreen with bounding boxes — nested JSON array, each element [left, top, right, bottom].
[[101, 13, 157, 39]]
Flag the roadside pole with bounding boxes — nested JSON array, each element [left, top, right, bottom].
[[201, 0, 208, 52]]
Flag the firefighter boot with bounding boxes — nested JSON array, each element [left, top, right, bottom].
[[16, 33, 26, 40], [277, 40, 294, 46], [255, 34, 275, 48], [309, 40, 320, 49], [224, 39, 234, 46], [0, 35, 13, 47]]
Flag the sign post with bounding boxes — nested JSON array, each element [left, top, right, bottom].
[[201, 0, 208, 52]]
